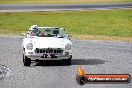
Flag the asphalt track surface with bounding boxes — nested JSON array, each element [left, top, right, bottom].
[[0, 37, 132, 88], [0, 3, 132, 12]]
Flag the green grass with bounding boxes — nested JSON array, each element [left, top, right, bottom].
[[0, 10, 132, 38], [0, 0, 131, 4]]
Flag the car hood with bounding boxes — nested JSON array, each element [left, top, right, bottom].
[[28, 37, 65, 49]]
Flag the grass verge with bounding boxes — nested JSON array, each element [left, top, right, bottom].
[[0, 0, 132, 4], [72, 34, 132, 42], [0, 10, 132, 42]]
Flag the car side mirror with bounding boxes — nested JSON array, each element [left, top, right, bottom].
[[22, 33, 26, 36], [68, 34, 72, 37]]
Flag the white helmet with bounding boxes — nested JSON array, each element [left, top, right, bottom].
[[30, 25, 38, 30]]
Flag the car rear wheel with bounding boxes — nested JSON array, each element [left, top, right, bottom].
[[23, 54, 31, 66]]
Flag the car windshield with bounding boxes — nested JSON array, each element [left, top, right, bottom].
[[33, 27, 68, 38], [32, 30, 40, 35]]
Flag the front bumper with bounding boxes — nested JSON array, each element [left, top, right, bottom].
[[25, 52, 72, 60]]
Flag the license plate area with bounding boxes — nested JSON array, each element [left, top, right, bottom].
[[41, 54, 57, 58]]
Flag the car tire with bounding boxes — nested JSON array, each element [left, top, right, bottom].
[[23, 54, 25, 63], [67, 55, 72, 65], [23, 54, 31, 66]]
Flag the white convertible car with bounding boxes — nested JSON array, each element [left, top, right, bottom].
[[22, 25, 72, 66]]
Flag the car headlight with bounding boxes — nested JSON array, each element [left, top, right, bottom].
[[26, 43, 33, 50], [65, 43, 71, 50]]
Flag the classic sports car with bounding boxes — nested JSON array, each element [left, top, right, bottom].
[[22, 25, 72, 66]]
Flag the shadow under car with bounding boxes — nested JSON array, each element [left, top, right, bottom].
[[35, 58, 107, 66]]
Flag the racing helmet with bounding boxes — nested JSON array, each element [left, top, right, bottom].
[[29, 25, 40, 36], [31, 25, 38, 30]]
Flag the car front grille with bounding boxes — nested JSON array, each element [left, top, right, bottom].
[[35, 48, 63, 54]]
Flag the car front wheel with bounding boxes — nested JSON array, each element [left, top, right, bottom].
[[23, 54, 31, 66], [66, 56, 72, 65]]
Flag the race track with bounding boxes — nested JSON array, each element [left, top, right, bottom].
[[0, 3, 132, 12], [0, 37, 132, 88]]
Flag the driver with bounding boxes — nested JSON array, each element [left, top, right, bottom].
[[28, 25, 40, 36]]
